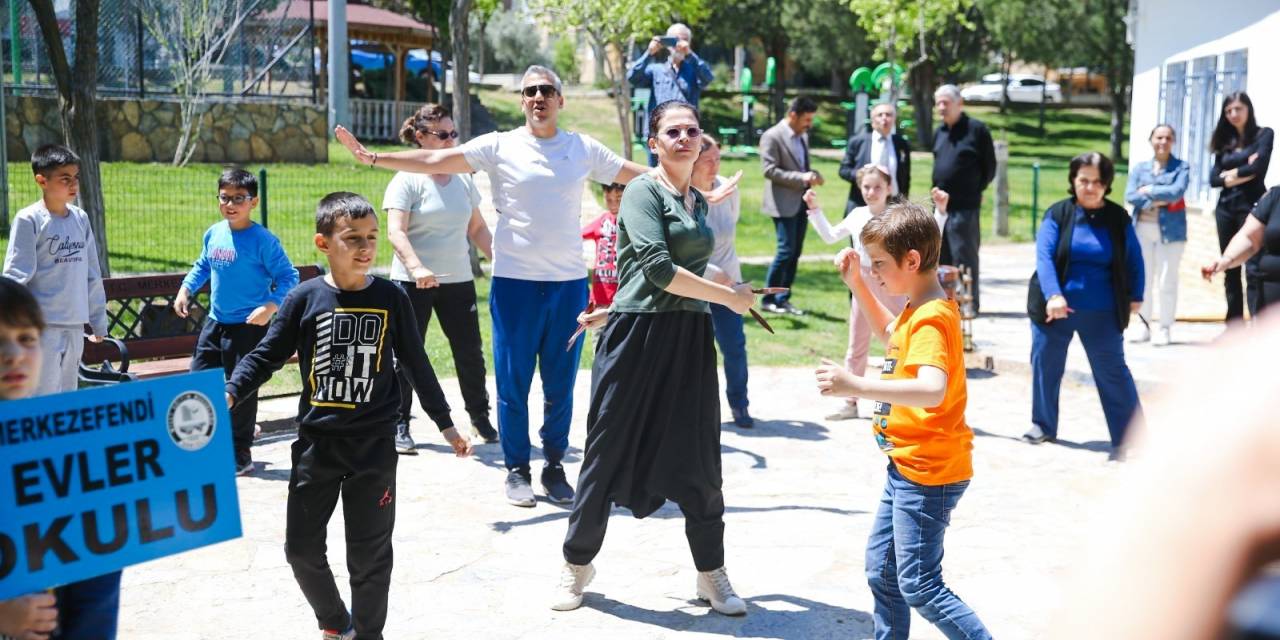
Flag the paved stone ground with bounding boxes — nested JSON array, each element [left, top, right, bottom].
[[117, 242, 1226, 638]]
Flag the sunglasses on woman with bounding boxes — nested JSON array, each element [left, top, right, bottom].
[[522, 84, 558, 98], [660, 126, 702, 141], [423, 129, 459, 140]]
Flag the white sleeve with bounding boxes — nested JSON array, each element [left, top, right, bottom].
[[806, 208, 852, 244], [382, 172, 417, 211], [462, 173, 482, 208], [460, 132, 500, 175], [584, 134, 626, 184]]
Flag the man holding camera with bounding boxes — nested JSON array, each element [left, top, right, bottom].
[[628, 23, 714, 165]]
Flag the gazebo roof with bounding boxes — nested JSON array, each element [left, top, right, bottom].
[[264, 1, 437, 49]]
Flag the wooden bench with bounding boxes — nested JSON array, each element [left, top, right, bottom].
[[79, 265, 323, 384]]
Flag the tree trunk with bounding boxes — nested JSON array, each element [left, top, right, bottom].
[[600, 36, 633, 161], [30, 0, 108, 276], [1109, 75, 1126, 162], [999, 55, 1010, 114], [909, 59, 936, 149], [766, 35, 787, 125], [450, 0, 473, 141]]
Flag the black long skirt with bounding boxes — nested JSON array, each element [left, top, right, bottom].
[[582, 310, 722, 518]]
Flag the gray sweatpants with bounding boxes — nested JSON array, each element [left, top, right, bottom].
[[37, 324, 85, 395]]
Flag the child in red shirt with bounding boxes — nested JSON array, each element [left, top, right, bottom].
[[582, 183, 624, 307]]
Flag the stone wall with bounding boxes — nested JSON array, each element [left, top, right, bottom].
[[6, 95, 328, 164]]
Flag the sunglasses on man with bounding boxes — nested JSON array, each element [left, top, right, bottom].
[[522, 84, 559, 98], [422, 129, 459, 140]]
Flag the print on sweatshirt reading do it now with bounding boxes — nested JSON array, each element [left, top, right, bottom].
[[310, 309, 387, 408]]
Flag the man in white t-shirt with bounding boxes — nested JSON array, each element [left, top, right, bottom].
[[336, 65, 648, 508]]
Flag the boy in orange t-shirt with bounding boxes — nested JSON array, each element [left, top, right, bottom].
[[816, 202, 991, 640]]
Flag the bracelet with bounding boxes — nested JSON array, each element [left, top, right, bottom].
[[371, 152, 378, 167]]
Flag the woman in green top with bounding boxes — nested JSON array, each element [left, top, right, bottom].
[[552, 101, 757, 616]]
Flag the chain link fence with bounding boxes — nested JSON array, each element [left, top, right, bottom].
[[3, 0, 318, 99]]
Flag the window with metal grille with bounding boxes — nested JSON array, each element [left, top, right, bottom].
[[1159, 49, 1249, 204]]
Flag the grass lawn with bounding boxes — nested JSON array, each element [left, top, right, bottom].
[[0, 90, 1120, 377]]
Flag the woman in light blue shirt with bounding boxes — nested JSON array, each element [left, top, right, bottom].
[[1124, 124, 1189, 346]]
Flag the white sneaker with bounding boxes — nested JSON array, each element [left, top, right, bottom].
[[1151, 327, 1171, 347], [825, 403, 859, 421], [696, 566, 747, 616], [1127, 323, 1150, 343], [551, 562, 595, 611]]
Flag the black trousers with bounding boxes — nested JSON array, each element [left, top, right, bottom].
[[395, 280, 489, 430], [1215, 205, 1263, 321], [285, 435, 397, 640], [1257, 279, 1280, 316], [764, 212, 809, 305], [941, 207, 982, 313], [190, 319, 269, 452]]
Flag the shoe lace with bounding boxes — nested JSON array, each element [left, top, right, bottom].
[[710, 568, 737, 598]]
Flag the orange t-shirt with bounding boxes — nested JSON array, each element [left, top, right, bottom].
[[871, 298, 973, 485]]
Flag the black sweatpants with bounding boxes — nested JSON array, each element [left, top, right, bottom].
[[1215, 204, 1262, 321], [395, 280, 489, 430], [190, 319, 269, 452], [285, 435, 398, 640], [941, 207, 982, 313]]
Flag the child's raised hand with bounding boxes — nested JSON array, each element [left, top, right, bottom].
[[803, 188, 819, 211], [442, 427, 473, 457], [815, 358, 859, 397], [930, 187, 950, 215], [334, 126, 376, 166], [834, 248, 863, 288]]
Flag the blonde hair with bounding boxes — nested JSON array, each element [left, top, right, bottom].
[[859, 201, 941, 271], [855, 163, 892, 187], [399, 103, 451, 146]]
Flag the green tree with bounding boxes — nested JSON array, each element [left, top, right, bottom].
[[1067, 0, 1133, 161], [699, 0, 788, 117], [532, 0, 709, 160], [781, 0, 872, 93]]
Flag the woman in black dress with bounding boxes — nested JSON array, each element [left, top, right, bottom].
[[1209, 91, 1273, 321], [553, 100, 756, 616]]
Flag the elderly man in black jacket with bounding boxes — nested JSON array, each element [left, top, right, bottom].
[[839, 102, 911, 212], [932, 84, 996, 313]]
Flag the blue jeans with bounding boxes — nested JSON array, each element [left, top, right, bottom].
[[709, 303, 749, 410], [764, 214, 808, 305], [53, 570, 122, 639], [865, 464, 991, 640], [489, 277, 588, 471], [1030, 310, 1141, 447]]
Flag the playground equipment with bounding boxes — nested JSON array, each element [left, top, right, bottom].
[[837, 62, 906, 147]]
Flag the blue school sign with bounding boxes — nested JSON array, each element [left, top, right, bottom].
[[0, 370, 242, 599]]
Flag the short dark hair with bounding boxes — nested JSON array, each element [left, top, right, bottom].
[[400, 103, 451, 147], [316, 192, 377, 236], [600, 182, 625, 193], [648, 100, 699, 141], [788, 96, 819, 115], [1068, 152, 1115, 197], [31, 144, 79, 176], [859, 201, 941, 272], [218, 168, 258, 197], [0, 277, 45, 331]]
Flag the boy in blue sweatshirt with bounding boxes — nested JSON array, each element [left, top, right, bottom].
[[175, 168, 299, 475]]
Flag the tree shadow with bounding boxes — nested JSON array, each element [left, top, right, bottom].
[[489, 502, 864, 533], [727, 419, 832, 442], [583, 592, 874, 639]]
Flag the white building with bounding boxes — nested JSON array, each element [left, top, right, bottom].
[[1127, 1, 1280, 319]]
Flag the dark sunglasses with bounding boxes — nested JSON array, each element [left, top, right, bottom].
[[217, 194, 253, 205], [424, 129, 459, 140], [522, 84, 558, 98], [660, 126, 702, 141]]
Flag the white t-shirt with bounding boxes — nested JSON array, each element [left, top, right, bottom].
[[462, 128, 625, 281], [383, 172, 482, 284], [703, 176, 742, 284]]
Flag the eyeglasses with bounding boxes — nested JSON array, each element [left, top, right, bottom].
[[661, 126, 702, 141], [424, 129, 459, 140], [522, 84, 558, 98], [217, 194, 253, 205]]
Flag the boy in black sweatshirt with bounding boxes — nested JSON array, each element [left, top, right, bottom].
[[226, 192, 472, 640]]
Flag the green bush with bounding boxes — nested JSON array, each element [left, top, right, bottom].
[[552, 37, 580, 85]]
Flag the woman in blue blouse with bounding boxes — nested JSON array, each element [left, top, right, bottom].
[[1124, 124, 1189, 346], [1024, 152, 1144, 457]]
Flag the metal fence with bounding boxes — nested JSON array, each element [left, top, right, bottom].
[[3, 0, 319, 100]]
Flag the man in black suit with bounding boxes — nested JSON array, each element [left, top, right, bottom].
[[838, 102, 911, 212]]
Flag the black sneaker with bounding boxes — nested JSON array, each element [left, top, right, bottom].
[[541, 464, 575, 504], [395, 423, 418, 455], [234, 448, 253, 476], [471, 417, 499, 444], [506, 469, 536, 507]]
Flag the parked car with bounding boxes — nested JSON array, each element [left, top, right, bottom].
[[961, 73, 1062, 103], [351, 43, 446, 80]]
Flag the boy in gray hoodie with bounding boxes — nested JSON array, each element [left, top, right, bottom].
[[2, 143, 108, 394]]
